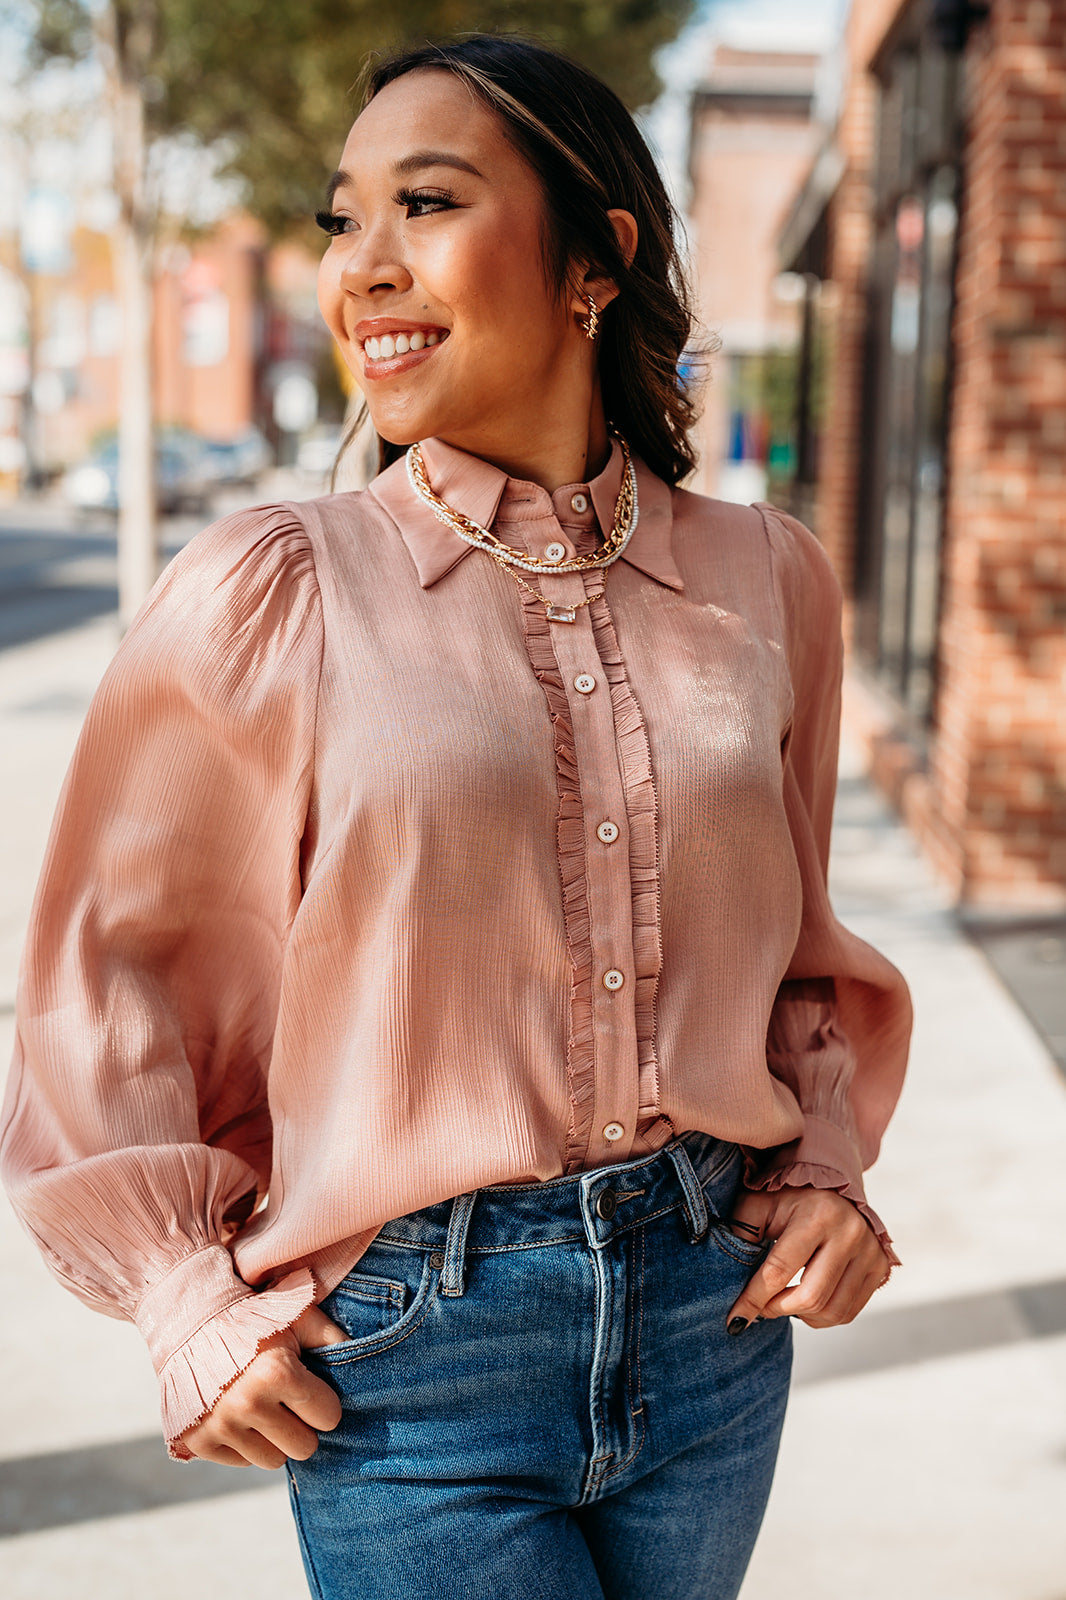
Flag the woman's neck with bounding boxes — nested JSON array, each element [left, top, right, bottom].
[[435, 393, 612, 493]]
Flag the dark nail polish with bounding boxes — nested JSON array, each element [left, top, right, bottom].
[[727, 1316, 749, 1336]]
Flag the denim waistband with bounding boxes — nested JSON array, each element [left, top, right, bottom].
[[371, 1133, 742, 1297]]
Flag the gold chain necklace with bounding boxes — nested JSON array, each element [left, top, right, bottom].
[[486, 549, 604, 624], [405, 433, 639, 576]]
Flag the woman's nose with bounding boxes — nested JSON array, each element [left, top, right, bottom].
[[338, 226, 414, 298]]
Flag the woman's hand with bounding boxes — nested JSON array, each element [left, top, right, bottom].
[[724, 1186, 890, 1334], [179, 1305, 347, 1468]]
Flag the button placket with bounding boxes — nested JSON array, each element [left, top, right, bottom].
[[544, 588, 641, 1165]]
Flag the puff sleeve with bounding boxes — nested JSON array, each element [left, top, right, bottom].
[[0, 504, 323, 1456], [746, 504, 912, 1263]]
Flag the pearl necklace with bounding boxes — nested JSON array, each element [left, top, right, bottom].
[[405, 434, 640, 578]]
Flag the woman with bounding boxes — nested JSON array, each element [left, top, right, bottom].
[[1, 35, 911, 1600]]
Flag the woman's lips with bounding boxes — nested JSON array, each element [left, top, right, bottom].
[[359, 326, 449, 381], [360, 339, 445, 381]]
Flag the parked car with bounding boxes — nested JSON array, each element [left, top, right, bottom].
[[61, 431, 215, 516], [201, 427, 272, 486]]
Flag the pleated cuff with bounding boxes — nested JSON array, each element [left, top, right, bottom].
[[743, 1115, 901, 1269], [134, 1244, 317, 1460]]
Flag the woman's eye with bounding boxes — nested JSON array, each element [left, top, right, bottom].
[[396, 188, 456, 218], [315, 210, 355, 237]]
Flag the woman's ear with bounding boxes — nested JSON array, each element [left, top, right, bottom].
[[607, 208, 639, 270], [576, 209, 639, 319]]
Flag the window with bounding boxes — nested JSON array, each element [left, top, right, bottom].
[[854, 4, 964, 727]]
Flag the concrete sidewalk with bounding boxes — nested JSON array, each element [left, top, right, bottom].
[[1, 613, 1064, 1598]]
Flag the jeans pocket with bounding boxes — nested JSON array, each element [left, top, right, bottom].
[[699, 1146, 773, 1267], [707, 1223, 772, 1267], [306, 1242, 439, 1366]]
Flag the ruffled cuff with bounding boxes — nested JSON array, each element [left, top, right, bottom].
[[133, 1244, 317, 1460], [742, 1115, 901, 1268]]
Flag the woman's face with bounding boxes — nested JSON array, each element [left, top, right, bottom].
[[317, 70, 595, 459]]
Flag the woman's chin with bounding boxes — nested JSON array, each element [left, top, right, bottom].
[[364, 406, 434, 448]]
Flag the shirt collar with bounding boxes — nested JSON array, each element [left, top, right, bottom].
[[368, 435, 683, 592]]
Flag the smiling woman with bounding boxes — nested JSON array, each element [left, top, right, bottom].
[[1, 31, 911, 1600], [317, 41, 697, 490]]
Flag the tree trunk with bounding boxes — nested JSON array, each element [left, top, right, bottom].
[[114, 163, 156, 627], [101, 5, 158, 630]]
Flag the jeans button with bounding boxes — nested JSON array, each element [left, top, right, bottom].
[[596, 1188, 618, 1220]]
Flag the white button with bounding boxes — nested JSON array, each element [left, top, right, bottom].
[[597, 820, 619, 844], [603, 1122, 625, 1142], [602, 968, 625, 991], [574, 673, 596, 695], [545, 541, 567, 563], [570, 492, 589, 514]]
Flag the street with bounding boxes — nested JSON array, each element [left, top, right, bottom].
[[0, 498, 240, 652]]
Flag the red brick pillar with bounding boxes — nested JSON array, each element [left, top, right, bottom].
[[934, 0, 1066, 905]]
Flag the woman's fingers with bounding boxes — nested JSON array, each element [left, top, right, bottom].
[[761, 1237, 857, 1323], [222, 1425, 292, 1472], [183, 1438, 251, 1467], [228, 1342, 343, 1440], [727, 1219, 825, 1329], [293, 1304, 349, 1349], [802, 1253, 888, 1329], [179, 1330, 343, 1466], [726, 1187, 887, 1332], [274, 1348, 345, 1433]]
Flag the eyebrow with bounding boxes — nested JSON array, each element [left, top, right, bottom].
[[326, 152, 484, 203]]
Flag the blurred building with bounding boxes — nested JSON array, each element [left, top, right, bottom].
[[686, 43, 825, 501], [0, 211, 333, 490], [768, 0, 1066, 909]]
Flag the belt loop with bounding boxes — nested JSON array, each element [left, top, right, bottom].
[[440, 1191, 477, 1296], [667, 1141, 709, 1243]]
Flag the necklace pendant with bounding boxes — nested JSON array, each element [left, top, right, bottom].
[[546, 604, 577, 623]]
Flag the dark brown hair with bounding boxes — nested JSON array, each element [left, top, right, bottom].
[[340, 33, 699, 486]]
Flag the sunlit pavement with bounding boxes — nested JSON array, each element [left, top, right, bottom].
[[0, 547, 1063, 1596]]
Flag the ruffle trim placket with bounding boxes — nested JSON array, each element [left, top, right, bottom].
[[520, 580, 663, 1169]]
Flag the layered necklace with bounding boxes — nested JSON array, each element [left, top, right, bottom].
[[405, 434, 639, 623]]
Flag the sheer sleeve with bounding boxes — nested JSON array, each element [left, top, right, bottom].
[[0, 504, 323, 1456], [748, 504, 913, 1264]]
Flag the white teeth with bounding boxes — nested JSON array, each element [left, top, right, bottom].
[[365, 329, 444, 361]]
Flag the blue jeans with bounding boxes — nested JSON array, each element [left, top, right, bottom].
[[287, 1133, 792, 1600]]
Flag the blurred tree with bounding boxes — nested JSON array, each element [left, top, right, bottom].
[[153, 1, 694, 235], [31, 1, 693, 232], [20, 0, 693, 615]]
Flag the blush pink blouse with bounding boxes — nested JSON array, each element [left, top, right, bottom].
[[1, 438, 911, 1457]]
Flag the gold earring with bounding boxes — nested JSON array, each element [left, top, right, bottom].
[[583, 296, 599, 341]]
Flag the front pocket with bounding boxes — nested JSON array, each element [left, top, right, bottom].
[[327, 1269, 408, 1340], [309, 1247, 438, 1365], [707, 1222, 772, 1267]]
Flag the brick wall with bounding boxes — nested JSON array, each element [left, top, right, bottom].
[[933, 0, 1066, 904], [819, 0, 1066, 908]]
